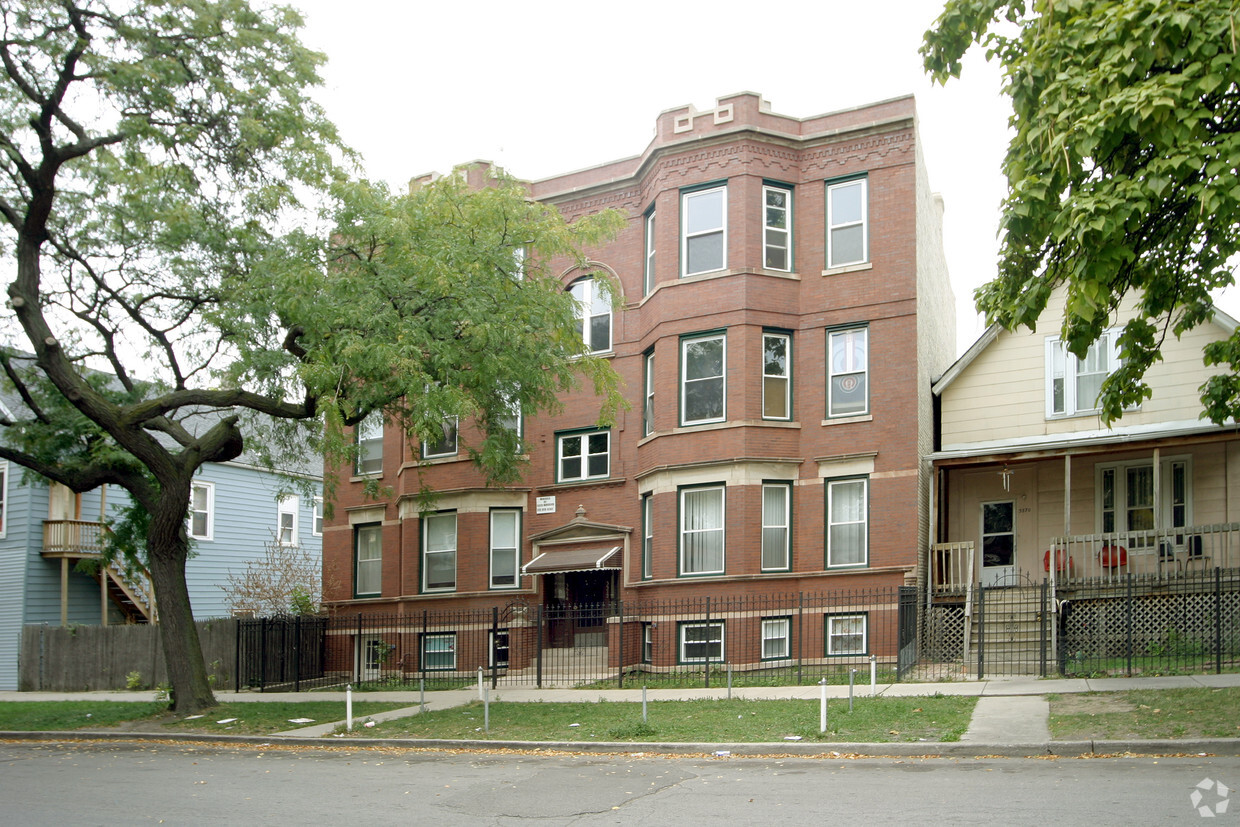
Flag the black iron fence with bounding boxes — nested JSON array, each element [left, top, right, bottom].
[[921, 567, 1240, 679], [237, 586, 918, 692]]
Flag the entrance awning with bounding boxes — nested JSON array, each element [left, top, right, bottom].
[[522, 544, 621, 575]]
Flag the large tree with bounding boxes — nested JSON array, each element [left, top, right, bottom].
[[0, 0, 621, 712], [923, 0, 1240, 423]]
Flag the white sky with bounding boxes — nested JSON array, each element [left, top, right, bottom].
[[287, 0, 1235, 357]]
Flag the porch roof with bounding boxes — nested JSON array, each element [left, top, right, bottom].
[[522, 544, 622, 575], [930, 419, 1237, 463]]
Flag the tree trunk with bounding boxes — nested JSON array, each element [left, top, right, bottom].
[[147, 502, 216, 714]]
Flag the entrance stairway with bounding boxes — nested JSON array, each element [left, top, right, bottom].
[[968, 585, 1051, 676]]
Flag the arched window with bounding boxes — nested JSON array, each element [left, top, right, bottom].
[[569, 277, 611, 353]]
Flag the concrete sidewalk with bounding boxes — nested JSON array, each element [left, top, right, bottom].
[[3, 672, 1239, 756]]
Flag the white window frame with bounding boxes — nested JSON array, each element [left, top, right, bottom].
[[680, 332, 727, 426], [826, 613, 868, 656], [643, 351, 655, 436], [1046, 330, 1121, 418], [762, 331, 791, 420], [570, 276, 612, 354], [678, 484, 725, 576], [489, 629, 510, 668], [557, 429, 610, 482], [642, 623, 653, 663], [762, 184, 792, 272], [761, 617, 791, 661], [188, 480, 214, 541], [641, 493, 654, 580], [827, 327, 869, 417], [277, 495, 299, 546], [422, 512, 457, 593], [422, 417, 459, 459], [489, 508, 520, 590], [422, 632, 456, 671], [1096, 456, 1193, 545], [355, 414, 383, 476], [761, 482, 791, 571], [354, 523, 382, 597], [679, 620, 725, 663], [681, 185, 727, 277], [826, 477, 868, 568], [312, 496, 324, 536], [643, 209, 656, 294], [826, 177, 868, 268]]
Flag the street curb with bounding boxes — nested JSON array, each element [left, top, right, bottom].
[[2, 730, 1238, 758]]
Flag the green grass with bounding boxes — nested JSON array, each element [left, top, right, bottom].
[[1048, 687, 1240, 740], [1060, 656, 1240, 679], [0, 701, 409, 735], [337, 695, 976, 743]]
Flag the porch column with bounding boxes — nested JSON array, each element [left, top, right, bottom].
[[60, 557, 68, 627], [1063, 455, 1071, 535], [1152, 447, 1161, 534]]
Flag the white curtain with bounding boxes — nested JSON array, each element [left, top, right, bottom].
[[682, 487, 723, 573]]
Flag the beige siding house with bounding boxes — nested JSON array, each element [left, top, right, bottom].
[[930, 288, 1240, 588]]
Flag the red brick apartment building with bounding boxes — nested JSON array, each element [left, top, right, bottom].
[[321, 92, 956, 678]]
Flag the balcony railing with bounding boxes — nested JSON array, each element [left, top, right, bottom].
[[1049, 523, 1240, 582], [42, 519, 106, 555]]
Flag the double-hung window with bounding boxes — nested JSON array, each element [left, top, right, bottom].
[[761, 617, 791, 660], [557, 430, 609, 482], [422, 633, 456, 670], [355, 414, 383, 475], [826, 613, 868, 656], [312, 497, 324, 536], [826, 477, 868, 568], [763, 184, 792, 271], [679, 620, 724, 663], [762, 332, 791, 420], [679, 484, 724, 575], [826, 177, 868, 268], [643, 209, 656, 294], [422, 512, 457, 592], [354, 523, 382, 597], [641, 493, 654, 580], [570, 276, 612, 353], [681, 332, 726, 426], [827, 327, 868, 417], [761, 482, 791, 571], [277, 495, 299, 546], [188, 481, 213, 541], [1098, 457, 1191, 546], [643, 351, 655, 437], [1046, 331, 1120, 417], [490, 508, 520, 589], [682, 185, 727, 276], [422, 417, 458, 459]]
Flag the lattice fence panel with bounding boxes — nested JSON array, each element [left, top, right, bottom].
[[922, 605, 966, 663]]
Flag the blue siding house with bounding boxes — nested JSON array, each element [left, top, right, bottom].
[[0, 457, 322, 690]]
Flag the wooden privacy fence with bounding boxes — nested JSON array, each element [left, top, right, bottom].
[[19, 618, 237, 692]]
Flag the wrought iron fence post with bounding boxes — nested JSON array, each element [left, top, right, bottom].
[[294, 615, 302, 693], [1126, 572, 1134, 677], [355, 613, 363, 685], [976, 585, 985, 680], [234, 618, 241, 692], [1039, 580, 1048, 678], [536, 604, 544, 689], [421, 609, 428, 688], [797, 592, 804, 685], [259, 617, 268, 692], [491, 606, 499, 690], [1216, 567, 1223, 674], [704, 596, 711, 689], [617, 599, 625, 689]]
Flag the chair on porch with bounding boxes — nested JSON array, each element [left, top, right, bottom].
[[1158, 541, 1182, 576], [1099, 544, 1127, 572], [1183, 535, 1211, 572]]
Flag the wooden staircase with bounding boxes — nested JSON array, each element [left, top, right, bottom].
[[968, 585, 1052, 676], [93, 561, 157, 624]]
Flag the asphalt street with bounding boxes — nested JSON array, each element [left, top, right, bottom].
[[1, 740, 1235, 825]]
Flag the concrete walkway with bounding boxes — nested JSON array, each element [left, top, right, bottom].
[[3, 673, 1239, 755]]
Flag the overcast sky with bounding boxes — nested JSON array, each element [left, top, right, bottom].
[[287, 0, 1232, 356]]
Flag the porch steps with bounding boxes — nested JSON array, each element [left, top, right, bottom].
[[968, 587, 1050, 675]]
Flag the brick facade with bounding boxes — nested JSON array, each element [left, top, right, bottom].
[[322, 93, 955, 672]]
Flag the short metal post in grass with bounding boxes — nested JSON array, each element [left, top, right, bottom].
[[849, 669, 857, 712], [477, 667, 484, 700], [642, 686, 648, 724], [484, 684, 490, 734], [819, 678, 828, 734], [870, 655, 877, 697], [727, 663, 732, 699], [346, 684, 353, 732]]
